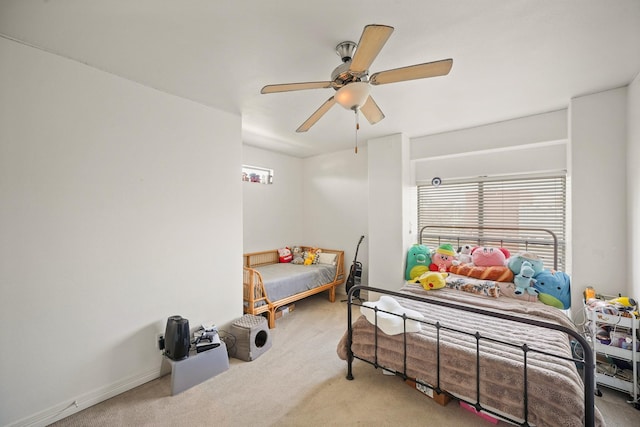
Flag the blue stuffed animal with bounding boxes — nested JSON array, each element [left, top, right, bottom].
[[533, 270, 571, 309], [513, 261, 538, 296]]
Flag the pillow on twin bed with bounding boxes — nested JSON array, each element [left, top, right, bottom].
[[317, 252, 337, 265]]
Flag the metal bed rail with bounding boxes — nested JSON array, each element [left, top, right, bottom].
[[419, 225, 559, 270]]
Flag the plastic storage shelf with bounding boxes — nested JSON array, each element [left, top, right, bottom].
[[587, 308, 639, 408]]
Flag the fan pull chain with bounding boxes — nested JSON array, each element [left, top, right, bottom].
[[354, 109, 360, 154]]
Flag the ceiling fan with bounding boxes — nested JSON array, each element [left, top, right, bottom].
[[261, 24, 453, 133]]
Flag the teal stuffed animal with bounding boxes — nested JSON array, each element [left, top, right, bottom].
[[508, 252, 544, 275], [405, 244, 431, 280], [513, 261, 538, 296]]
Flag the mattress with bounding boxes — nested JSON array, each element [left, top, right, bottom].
[[255, 263, 337, 302]]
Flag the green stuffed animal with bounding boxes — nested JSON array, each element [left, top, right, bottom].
[[405, 244, 431, 280]]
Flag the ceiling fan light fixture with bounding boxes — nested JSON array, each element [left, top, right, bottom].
[[335, 82, 371, 110]]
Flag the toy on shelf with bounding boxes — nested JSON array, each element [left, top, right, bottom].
[[585, 289, 639, 318]]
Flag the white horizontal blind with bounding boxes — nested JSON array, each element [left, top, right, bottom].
[[417, 176, 566, 270]]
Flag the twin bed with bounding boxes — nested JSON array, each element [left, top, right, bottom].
[[243, 247, 345, 328], [337, 226, 601, 426]]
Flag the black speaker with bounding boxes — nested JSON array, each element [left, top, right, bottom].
[[164, 315, 190, 360]]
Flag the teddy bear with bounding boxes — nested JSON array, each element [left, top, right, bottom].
[[291, 246, 304, 264], [513, 261, 538, 296], [452, 244, 472, 266], [405, 244, 431, 280], [471, 246, 510, 267], [429, 243, 456, 272]]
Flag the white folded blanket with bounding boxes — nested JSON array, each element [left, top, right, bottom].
[[360, 296, 424, 335]]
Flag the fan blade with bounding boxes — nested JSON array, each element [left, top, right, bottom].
[[360, 96, 385, 125], [296, 97, 336, 132], [369, 59, 453, 85], [349, 24, 394, 75], [261, 81, 333, 94]]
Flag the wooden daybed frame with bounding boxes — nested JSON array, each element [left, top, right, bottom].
[[243, 247, 345, 328]]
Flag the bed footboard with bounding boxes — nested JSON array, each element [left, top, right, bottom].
[[243, 248, 345, 328]]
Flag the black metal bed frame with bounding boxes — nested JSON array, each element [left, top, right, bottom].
[[345, 286, 595, 426], [344, 225, 595, 426]]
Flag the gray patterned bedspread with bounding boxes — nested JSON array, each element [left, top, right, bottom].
[[337, 284, 604, 427], [255, 263, 337, 302]]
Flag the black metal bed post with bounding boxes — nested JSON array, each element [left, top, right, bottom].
[[346, 286, 355, 380]]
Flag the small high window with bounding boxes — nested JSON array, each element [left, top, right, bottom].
[[242, 165, 273, 184]]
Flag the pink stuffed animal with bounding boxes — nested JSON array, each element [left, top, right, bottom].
[[471, 246, 510, 267], [429, 243, 456, 272]]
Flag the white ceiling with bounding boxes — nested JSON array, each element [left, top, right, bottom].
[[1, 1, 639, 158]]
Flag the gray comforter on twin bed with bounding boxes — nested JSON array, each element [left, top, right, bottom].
[[255, 263, 337, 302], [337, 283, 604, 427]]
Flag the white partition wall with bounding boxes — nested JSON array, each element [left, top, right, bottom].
[[569, 87, 629, 312], [367, 134, 413, 292]]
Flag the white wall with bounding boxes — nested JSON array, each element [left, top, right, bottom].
[[0, 38, 243, 426], [414, 142, 567, 184], [412, 109, 568, 183], [627, 73, 640, 300], [569, 87, 628, 311], [368, 134, 412, 292], [301, 147, 369, 293], [242, 145, 303, 253], [411, 110, 568, 160]]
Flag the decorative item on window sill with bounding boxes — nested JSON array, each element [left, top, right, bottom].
[[242, 165, 273, 184]]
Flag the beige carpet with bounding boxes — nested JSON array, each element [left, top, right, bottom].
[[52, 292, 638, 427]]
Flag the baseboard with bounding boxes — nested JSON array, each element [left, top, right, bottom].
[[9, 367, 162, 427]]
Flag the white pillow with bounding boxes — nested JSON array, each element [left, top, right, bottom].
[[317, 252, 337, 265]]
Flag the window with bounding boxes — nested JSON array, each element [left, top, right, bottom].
[[242, 165, 273, 184], [417, 175, 566, 270]]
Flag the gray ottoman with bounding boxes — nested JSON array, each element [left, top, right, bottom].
[[230, 314, 272, 361]]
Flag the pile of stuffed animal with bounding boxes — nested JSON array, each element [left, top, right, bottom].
[[405, 242, 571, 309], [280, 246, 322, 265]]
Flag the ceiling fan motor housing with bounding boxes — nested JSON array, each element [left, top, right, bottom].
[[331, 62, 365, 88]]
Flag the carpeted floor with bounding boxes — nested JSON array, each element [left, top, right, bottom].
[[51, 292, 639, 426]]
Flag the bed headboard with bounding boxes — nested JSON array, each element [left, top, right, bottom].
[[419, 225, 559, 270]]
